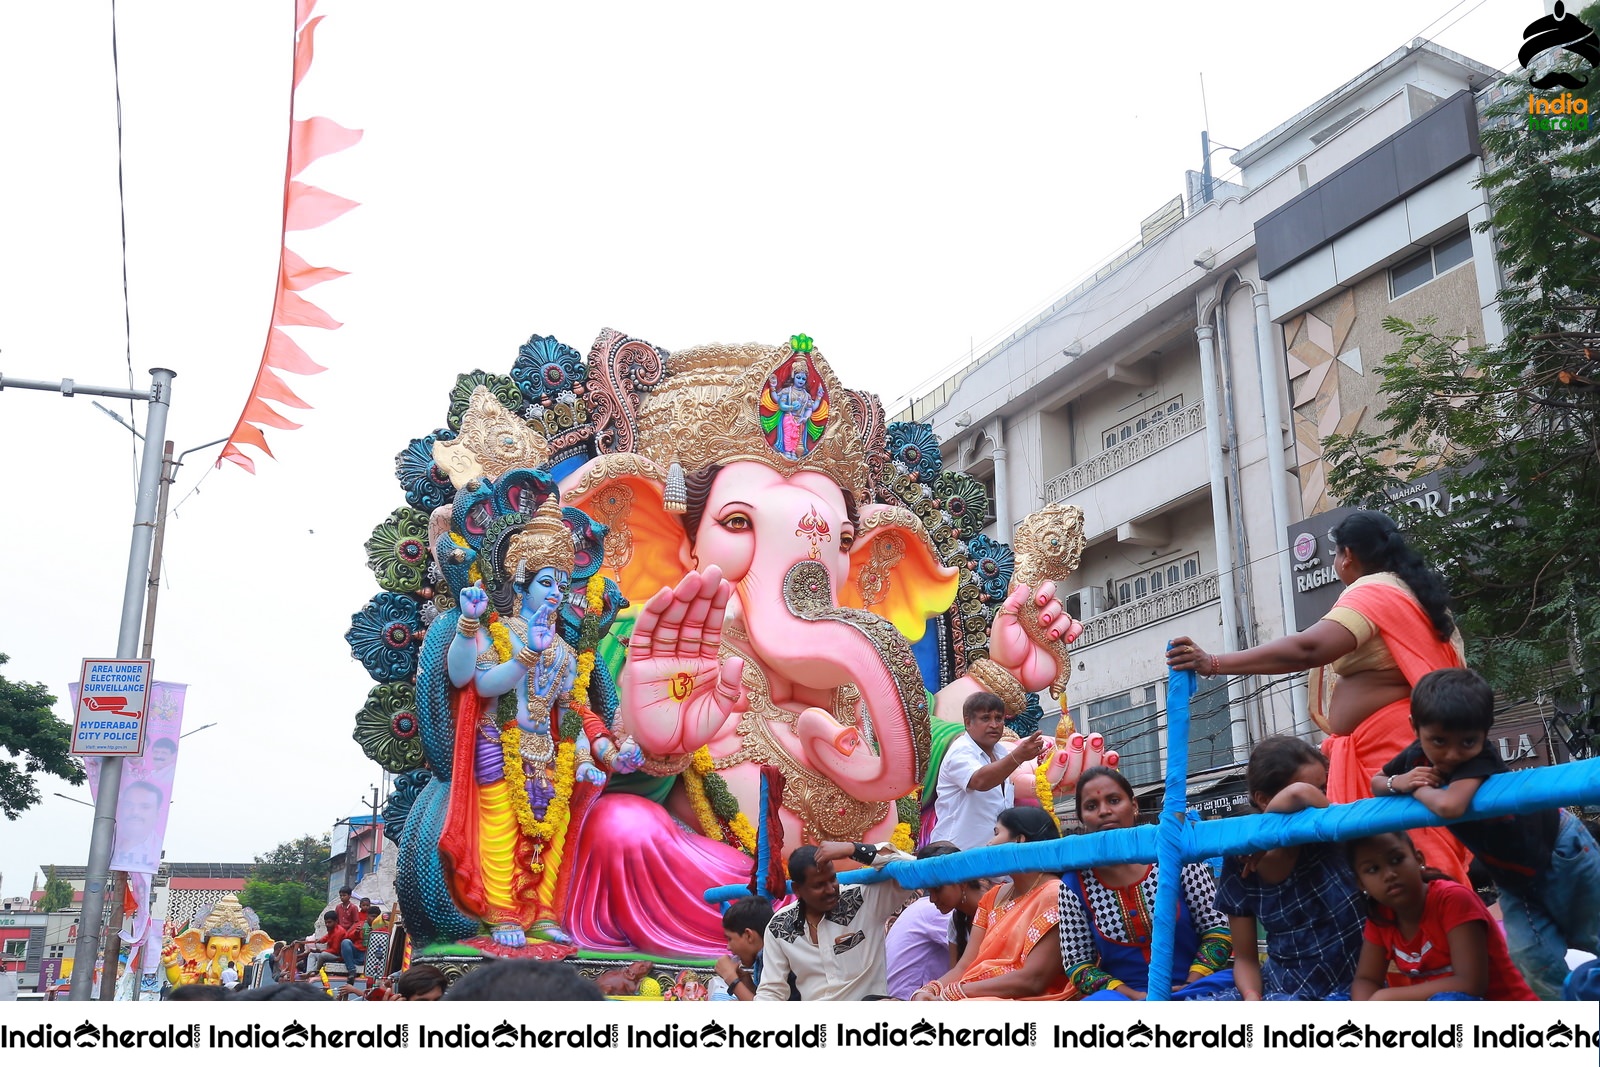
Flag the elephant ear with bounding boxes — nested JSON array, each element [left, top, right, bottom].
[[562, 455, 688, 608], [841, 503, 960, 641], [174, 930, 205, 961], [241, 930, 276, 963]]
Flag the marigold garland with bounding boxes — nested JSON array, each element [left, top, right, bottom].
[[890, 821, 915, 853], [1034, 759, 1061, 831], [571, 575, 605, 709], [728, 813, 758, 854], [685, 746, 756, 854]]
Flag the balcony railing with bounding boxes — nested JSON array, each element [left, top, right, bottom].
[[1045, 400, 1207, 502], [1074, 571, 1220, 647]]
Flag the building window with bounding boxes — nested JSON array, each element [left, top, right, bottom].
[[1087, 685, 1161, 787], [1100, 395, 1184, 453], [2, 938, 28, 959], [1390, 230, 1474, 298], [1186, 677, 1236, 772], [979, 470, 998, 526], [1117, 553, 1201, 603]]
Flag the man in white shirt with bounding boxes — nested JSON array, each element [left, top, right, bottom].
[[754, 841, 914, 1001], [933, 692, 1046, 851]]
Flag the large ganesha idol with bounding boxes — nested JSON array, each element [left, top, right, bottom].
[[348, 330, 1113, 962], [161, 895, 274, 987]]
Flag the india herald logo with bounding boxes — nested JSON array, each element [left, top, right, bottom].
[[1520, 2, 1600, 90]]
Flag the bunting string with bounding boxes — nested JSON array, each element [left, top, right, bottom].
[[219, 0, 359, 473]]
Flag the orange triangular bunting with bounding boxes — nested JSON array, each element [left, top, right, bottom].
[[265, 326, 329, 374], [244, 396, 304, 431], [255, 367, 313, 410], [281, 248, 348, 291], [274, 288, 342, 330], [294, 15, 322, 89], [285, 181, 358, 231], [219, 444, 257, 473], [290, 117, 363, 178], [222, 0, 352, 476], [228, 421, 277, 459]]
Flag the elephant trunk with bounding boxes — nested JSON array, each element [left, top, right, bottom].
[[741, 560, 929, 802]]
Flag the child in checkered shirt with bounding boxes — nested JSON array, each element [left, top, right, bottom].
[[1211, 736, 1366, 1000]]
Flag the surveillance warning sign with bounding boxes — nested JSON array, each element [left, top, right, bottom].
[[70, 658, 153, 756]]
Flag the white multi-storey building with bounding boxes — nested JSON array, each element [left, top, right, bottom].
[[901, 41, 1506, 806]]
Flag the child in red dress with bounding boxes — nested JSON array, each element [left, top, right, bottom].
[[1347, 830, 1535, 1001]]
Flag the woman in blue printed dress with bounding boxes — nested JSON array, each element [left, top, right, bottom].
[[1057, 767, 1233, 1000]]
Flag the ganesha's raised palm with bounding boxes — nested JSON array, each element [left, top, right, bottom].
[[621, 565, 749, 756]]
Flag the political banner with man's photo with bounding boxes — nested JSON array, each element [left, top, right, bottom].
[[77, 680, 187, 875]]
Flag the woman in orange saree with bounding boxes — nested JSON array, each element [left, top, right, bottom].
[[1168, 511, 1470, 884], [910, 806, 1077, 1001]]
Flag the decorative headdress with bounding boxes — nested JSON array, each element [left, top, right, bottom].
[[194, 895, 262, 942], [634, 338, 868, 511], [432, 386, 551, 488], [504, 495, 575, 581]]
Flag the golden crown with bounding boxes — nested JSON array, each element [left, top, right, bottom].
[[504, 495, 575, 581], [634, 341, 868, 504]]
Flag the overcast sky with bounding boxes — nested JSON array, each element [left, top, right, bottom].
[[0, 0, 1535, 901]]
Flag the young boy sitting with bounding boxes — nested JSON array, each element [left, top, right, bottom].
[[1373, 667, 1600, 999], [710, 896, 774, 1002]]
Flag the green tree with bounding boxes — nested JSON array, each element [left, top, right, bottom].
[[0, 652, 86, 820], [240, 834, 331, 938], [1323, 8, 1600, 734], [38, 864, 73, 913], [239, 879, 325, 941]]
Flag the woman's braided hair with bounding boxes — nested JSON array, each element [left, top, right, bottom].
[[1330, 510, 1454, 642]]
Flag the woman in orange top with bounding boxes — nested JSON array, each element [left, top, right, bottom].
[[910, 806, 1075, 1001], [1168, 511, 1469, 884]]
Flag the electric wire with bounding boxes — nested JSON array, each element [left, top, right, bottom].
[[110, 0, 138, 491]]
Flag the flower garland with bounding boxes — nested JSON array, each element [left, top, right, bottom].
[[685, 746, 757, 855], [500, 734, 577, 875], [570, 574, 604, 712], [495, 578, 607, 877], [890, 821, 915, 853], [1034, 759, 1060, 831]]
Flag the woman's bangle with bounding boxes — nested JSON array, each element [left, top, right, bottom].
[[1208, 654, 1222, 677], [943, 981, 968, 1001], [919, 981, 942, 998], [1386, 775, 1398, 795]]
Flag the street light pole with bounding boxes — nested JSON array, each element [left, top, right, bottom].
[[56, 368, 175, 1001]]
